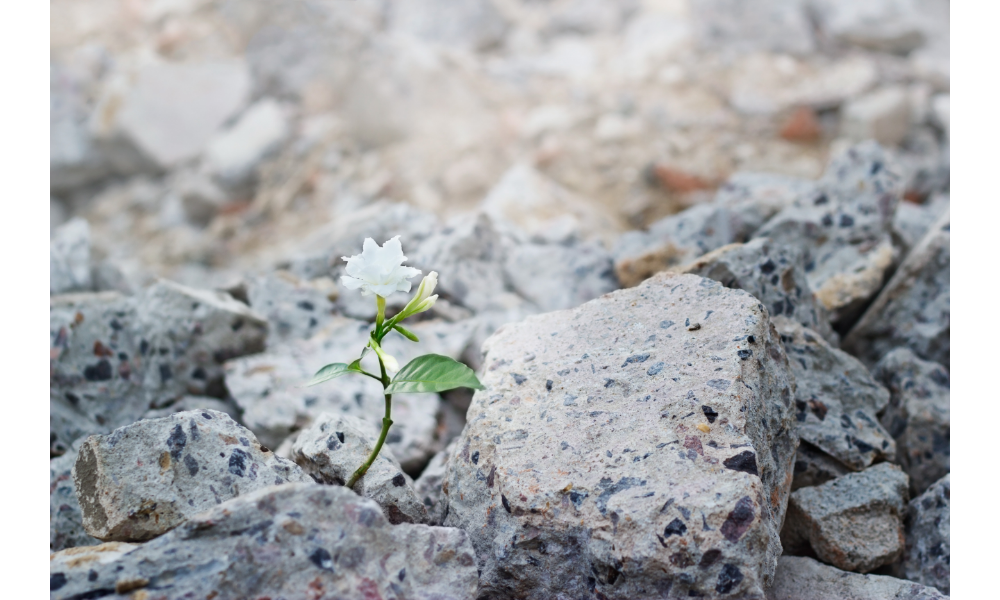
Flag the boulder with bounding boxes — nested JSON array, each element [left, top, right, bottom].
[[503, 240, 618, 313], [842, 209, 949, 368], [51, 441, 102, 551], [775, 317, 895, 471], [73, 410, 312, 542], [691, 0, 815, 56], [442, 272, 798, 598], [203, 97, 289, 193], [51, 484, 479, 600], [903, 474, 950, 594], [50, 217, 92, 295], [767, 555, 948, 599], [873, 349, 949, 495], [755, 142, 902, 324], [675, 238, 837, 345], [782, 463, 909, 573], [291, 413, 428, 524], [245, 270, 337, 345]]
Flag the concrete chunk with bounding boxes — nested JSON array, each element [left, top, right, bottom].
[[767, 555, 948, 599], [903, 474, 950, 594]]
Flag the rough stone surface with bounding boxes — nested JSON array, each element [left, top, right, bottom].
[[51, 483, 479, 600], [891, 194, 949, 259], [791, 441, 852, 491], [50, 217, 92, 295], [843, 209, 949, 368], [675, 238, 837, 345], [842, 86, 912, 147], [245, 270, 337, 344], [767, 555, 948, 599], [775, 317, 895, 471], [413, 439, 458, 526], [782, 463, 909, 573], [51, 440, 102, 551], [755, 142, 902, 324], [204, 97, 289, 193], [443, 272, 798, 598], [143, 395, 243, 423], [291, 412, 428, 524], [873, 349, 949, 496], [73, 409, 311, 542], [903, 474, 950, 594], [504, 240, 618, 313]]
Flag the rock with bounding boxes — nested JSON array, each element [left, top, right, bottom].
[[50, 542, 140, 592], [903, 474, 950, 594], [388, 0, 508, 51], [50, 217, 92, 295], [73, 409, 312, 542], [291, 413, 428, 524], [480, 163, 619, 244], [442, 272, 798, 598], [204, 98, 289, 193], [50, 62, 111, 192], [675, 238, 838, 345], [91, 259, 133, 295], [842, 209, 949, 368], [755, 142, 902, 324], [780, 106, 823, 142], [143, 395, 243, 423], [176, 171, 229, 227], [614, 172, 816, 288], [782, 463, 909, 573], [546, 0, 638, 36], [51, 483, 479, 600], [767, 555, 949, 599], [891, 194, 949, 258], [691, 0, 815, 56], [930, 94, 949, 137], [245, 270, 337, 344], [50, 196, 68, 231], [51, 441, 102, 551], [503, 240, 618, 313], [413, 440, 457, 526], [791, 441, 851, 491], [810, 0, 927, 54], [841, 86, 912, 147], [872, 349, 949, 496], [889, 127, 950, 203], [91, 60, 251, 171]]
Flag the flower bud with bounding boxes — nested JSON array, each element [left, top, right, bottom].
[[400, 272, 439, 318]]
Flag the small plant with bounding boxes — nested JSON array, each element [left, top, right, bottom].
[[307, 236, 483, 487]]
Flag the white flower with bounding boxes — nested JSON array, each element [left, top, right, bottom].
[[341, 236, 422, 298], [400, 271, 439, 318]]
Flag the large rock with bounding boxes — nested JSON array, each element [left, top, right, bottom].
[[291, 413, 428, 524], [767, 555, 948, 599], [503, 240, 618, 313], [51, 441, 101, 551], [755, 142, 902, 324], [873, 349, 949, 495], [73, 410, 311, 542], [675, 238, 837, 345], [903, 474, 950, 594], [782, 463, 909, 573], [775, 317, 895, 471], [842, 209, 949, 368], [245, 270, 337, 345], [50, 217, 92, 295], [691, 0, 815, 56], [51, 483, 479, 600], [51, 62, 110, 192], [203, 97, 289, 193], [442, 272, 799, 598]]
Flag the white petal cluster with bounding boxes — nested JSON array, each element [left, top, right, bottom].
[[341, 236, 421, 298]]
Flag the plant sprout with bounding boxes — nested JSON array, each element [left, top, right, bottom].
[[307, 236, 483, 488]]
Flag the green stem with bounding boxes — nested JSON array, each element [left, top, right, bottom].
[[346, 354, 393, 488]]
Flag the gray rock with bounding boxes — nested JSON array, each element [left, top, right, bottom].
[[546, 0, 638, 36], [73, 409, 311, 542], [841, 86, 912, 147], [51, 441, 102, 551], [443, 272, 798, 598], [413, 439, 458, 526], [755, 142, 902, 324], [873, 349, 949, 496], [503, 240, 618, 313], [675, 238, 838, 345], [809, 0, 927, 54], [50, 217, 92, 295], [176, 172, 229, 227], [692, 0, 816, 56], [143, 395, 243, 423], [843, 209, 949, 368], [204, 98, 289, 193], [51, 483, 479, 600], [891, 195, 949, 259], [713, 172, 819, 236], [903, 474, 950, 594], [888, 128, 950, 204], [782, 463, 909, 573], [775, 317, 895, 471], [291, 413, 428, 524], [767, 555, 949, 599], [791, 441, 852, 491], [91, 259, 134, 295], [388, 0, 508, 51], [50, 62, 111, 192], [245, 270, 337, 344], [50, 196, 68, 232]]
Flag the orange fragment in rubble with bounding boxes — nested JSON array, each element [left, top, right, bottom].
[[652, 164, 714, 193], [780, 106, 822, 143]]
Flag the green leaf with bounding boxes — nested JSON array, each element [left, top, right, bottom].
[[307, 362, 360, 387], [393, 324, 420, 342], [385, 354, 485, 394]]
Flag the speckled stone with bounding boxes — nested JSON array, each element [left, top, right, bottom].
[[413, 439, 458, 526], [767, 555, 948, 600], [754, 141, 902, 324], [891, 194, 949, 259], [843, 209, 949, 369], [50, 217, 92, 295], [50, 440, 102, 551], [443, 271, 798, 599], [775, 317, 895, 471], [873, 349, 949, 496], [782, 463, 909, 573], [504, 240, 619, 313], [791, 441, 851, 491], [245, 270, 337, 344], [291, 413, 428, 524], [903, 474, 949, 594], [50, 483, 479, 600], [73, 410, 312, 542], [675, 237, 837, 345]]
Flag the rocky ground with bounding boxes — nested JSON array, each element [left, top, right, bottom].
[[51, 1, 950, 598]]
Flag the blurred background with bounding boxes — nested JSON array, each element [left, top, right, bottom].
[[50, 0, 950, 292]]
